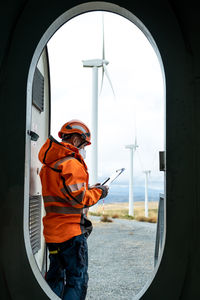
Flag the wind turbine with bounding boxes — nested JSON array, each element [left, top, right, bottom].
[[125, 136, 139, 216], [82, 13, 115, 185]]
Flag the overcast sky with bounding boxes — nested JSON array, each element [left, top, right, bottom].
[[47, 11, 165, 190]]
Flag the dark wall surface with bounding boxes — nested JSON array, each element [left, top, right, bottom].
[[0, 0, 199, 299]]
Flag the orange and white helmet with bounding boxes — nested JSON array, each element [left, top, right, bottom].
[[58, 119, 91, 145]]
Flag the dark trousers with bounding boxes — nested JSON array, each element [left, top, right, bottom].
[[46, 234, 88, 300]]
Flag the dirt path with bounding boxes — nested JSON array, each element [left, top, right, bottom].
[[86, 216, 157, 300]]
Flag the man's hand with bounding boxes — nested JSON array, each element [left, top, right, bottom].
[[88, 183, 109, 199], [94, 184, 109, 199]]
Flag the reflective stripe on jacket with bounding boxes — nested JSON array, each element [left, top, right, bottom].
[[38, 136, 102, 243]]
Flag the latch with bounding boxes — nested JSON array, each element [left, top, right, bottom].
[[27, 130, 39, 141]]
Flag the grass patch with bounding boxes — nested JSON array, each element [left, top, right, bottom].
[[88, 202, 158, 223], [89, 212, 102, 217], [122, 214, 135, 220], [135, 216, 157, 223], [100, 215, 113, 223]]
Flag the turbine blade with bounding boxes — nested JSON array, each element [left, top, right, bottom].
[[102, 13, 105, 60], [135, 135, 138, 148], [99, 66, 105, 96], [103, 64, 116, 98], [99, 12, 105, 97]]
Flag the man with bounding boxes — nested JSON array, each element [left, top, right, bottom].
[[38, 119, 109, 300]]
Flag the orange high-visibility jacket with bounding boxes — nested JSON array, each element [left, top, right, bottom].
[[38, 136, 103, 243]]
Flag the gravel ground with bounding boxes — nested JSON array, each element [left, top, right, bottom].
[[86, 216, 157, 300]]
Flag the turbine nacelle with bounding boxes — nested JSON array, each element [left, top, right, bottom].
[[125, 144, 139, 150], [82, 59, 109, 68]]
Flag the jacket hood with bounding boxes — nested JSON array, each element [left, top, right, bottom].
[[38, 135, 84, 166]]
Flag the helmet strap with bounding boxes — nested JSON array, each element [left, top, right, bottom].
[[77, 140, 87, 148]]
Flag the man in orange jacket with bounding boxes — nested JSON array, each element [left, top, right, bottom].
[[38, 119, 109, 300]]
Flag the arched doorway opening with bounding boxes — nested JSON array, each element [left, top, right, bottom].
[[25, 2, 166, 299]]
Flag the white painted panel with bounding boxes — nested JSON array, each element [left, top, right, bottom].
[[30, 48, 50, 271]]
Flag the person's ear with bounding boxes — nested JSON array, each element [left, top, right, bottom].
[[70, 135, 75, 145], [72, 135, 79, 147]]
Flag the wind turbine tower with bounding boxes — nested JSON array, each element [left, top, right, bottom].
[[82, 14, 115, 185], [143, 170, 151, 217], [125, 138, 139, 216], [82, 59, 109, 184]]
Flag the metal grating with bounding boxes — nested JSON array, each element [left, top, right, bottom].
[[32, 67, 44, 112], [29, 195, 41, 255]]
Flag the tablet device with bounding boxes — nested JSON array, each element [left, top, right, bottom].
[[101, 168, 125, 186]]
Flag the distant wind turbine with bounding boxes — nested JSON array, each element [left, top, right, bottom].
[[125, 136, 139, 216], [82, 13, 115, 185]]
